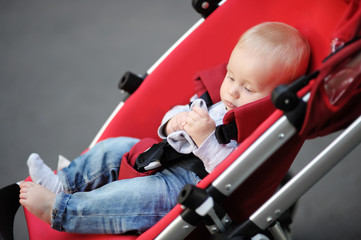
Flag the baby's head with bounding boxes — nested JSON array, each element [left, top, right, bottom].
[[220, 22, 310, 111]]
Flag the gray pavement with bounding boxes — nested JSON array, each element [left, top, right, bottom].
[[1, 1, 360, 239]]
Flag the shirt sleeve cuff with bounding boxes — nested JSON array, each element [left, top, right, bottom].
[[193, 132, 237, 173]]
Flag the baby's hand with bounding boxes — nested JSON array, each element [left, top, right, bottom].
[[184, 106, 216, 147], [165, 112, 190, 135]]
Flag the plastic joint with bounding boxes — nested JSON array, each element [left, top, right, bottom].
[[271, 72, 319, 130], [192, 0, 220, 18], [118, 71, 145, 94], [178, 184, 210, 211], [178, 184, 230, 232]]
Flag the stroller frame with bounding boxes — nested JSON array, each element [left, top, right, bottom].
[[20, 0, 360, 239]]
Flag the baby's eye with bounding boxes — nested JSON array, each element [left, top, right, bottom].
[[226, 72, 235, 81], [227, 75, 235, 81], [244, 86, 253, 93]]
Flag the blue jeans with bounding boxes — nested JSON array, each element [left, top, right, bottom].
[[51, 137, 201, 234]]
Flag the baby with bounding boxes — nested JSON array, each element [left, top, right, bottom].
[[17, 22, 310, 234]]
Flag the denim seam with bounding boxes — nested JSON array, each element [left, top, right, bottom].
[[51, 192, 71, 231]]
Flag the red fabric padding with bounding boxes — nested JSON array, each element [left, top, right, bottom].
[[118, 138, 159, 180], [332, 0, 361, 46], [223, 96, 276, 143], [194, 62, 227, 103]]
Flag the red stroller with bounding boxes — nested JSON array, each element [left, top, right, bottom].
[[18, 0, 361, 239]]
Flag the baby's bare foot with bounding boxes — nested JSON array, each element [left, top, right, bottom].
[[19, 181, 55, 225]]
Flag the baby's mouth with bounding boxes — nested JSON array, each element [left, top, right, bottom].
[[225, 100, 237, 110]]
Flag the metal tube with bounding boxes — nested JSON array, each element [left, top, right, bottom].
[[250, 115, 361, 229], [155, 215, 196, 240], [268, 222, 290, 240]]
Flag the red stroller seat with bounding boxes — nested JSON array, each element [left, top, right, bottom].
[[23, 0, 360, 239]]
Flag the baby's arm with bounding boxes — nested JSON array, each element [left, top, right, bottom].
[[184, 106, 216, 147], [193, 134, 237, 173], [185, 105, 237, 173]]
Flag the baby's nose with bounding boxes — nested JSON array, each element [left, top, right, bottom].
[[229, 88, 240, 98]]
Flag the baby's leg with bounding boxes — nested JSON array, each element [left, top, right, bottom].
[[26, 137, 139, 194], [58, 137, 139, 193], [50, 166, 200, 234], [19, 181, 55, 225]]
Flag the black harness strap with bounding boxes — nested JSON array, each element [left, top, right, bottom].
[[135, 139, 208, 179], [215, 122, 238, 144]]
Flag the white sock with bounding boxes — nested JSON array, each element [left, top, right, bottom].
[[27, 153, 64, 194]]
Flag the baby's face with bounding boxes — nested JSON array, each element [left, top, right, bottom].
[[220, 46, 281, 111]]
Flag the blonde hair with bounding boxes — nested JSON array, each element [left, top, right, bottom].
[[237, 22, 310, 83]]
